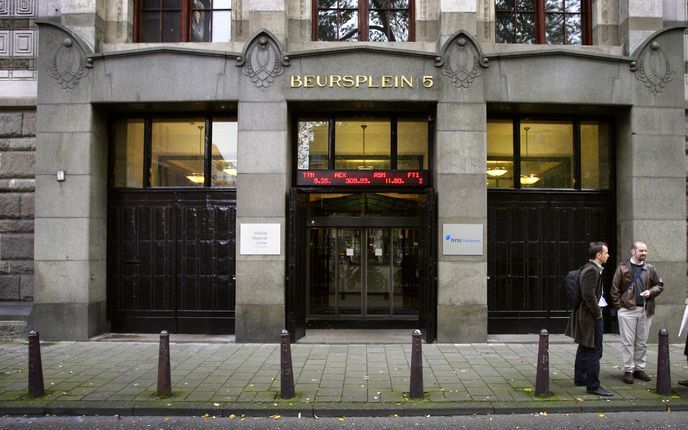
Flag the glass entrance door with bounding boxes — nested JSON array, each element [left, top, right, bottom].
[[307, 227, 419, 319]]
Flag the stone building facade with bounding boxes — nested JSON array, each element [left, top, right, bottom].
[[0, 1, 686, 343]]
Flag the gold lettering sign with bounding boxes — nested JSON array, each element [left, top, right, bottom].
[[289, 75, 434, 89]]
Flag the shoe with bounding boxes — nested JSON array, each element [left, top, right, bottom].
[[587, 387, 614, 397], [633, 370, 651, 381], [623, 372, 634, 384], [678, 380, 688, 387]]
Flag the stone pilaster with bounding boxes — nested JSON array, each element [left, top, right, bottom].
[[234, 32, 288, 342], [439, 0, 478, 46], [30, 22, 108, 340], [618, 27, 687, 342], [416, 0, 440, 44], [435, 32, 487, 342], [592, 0, 620, 47], [286, 0, 310, 45], [618, 0, 663, 55], [248, 0, 287, 44], [101, 0, 133, 44]]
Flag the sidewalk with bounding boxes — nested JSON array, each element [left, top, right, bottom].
[[1, 335, 687, 417]]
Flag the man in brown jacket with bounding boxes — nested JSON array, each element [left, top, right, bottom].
[[565, 242, 613, 397], [610, 241, 663, 384]]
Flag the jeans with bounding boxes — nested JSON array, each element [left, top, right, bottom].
[[574, 317, 604, 390]]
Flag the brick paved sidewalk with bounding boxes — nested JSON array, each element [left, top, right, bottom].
[[1, 339, 687, 416]]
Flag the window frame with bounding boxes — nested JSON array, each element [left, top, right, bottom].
[[311, 1, 415, 42], [293, 113, 433, 183], [495, 0, 592, 45], [134, 0, 232, 43], [486, 114, 614, 191], [110, 113, 238, 189]]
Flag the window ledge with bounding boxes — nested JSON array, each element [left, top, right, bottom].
[[482, 43, 624, 57], [100, 42, 244, 54]]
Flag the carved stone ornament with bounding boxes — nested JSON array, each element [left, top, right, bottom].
[[634, 41, 675, 95], [49, 37, 90, 90], [237, 30, 289, 89], [435, 32, 488, 91]]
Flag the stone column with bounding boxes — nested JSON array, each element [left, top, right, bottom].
[[30, 22, 107, 340], [435, 33, 487, 342], [618, 27, 687, 342]]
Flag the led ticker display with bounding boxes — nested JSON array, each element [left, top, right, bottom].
[[297, 170, 428, 187]]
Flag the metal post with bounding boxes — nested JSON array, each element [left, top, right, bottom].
[[656, 329, 671, 395], [280, 329, 296, 399], [28, 330, 44, 397], [409, 329, 424, 399], [157, 330, 172, 397], [535, 329, 550, 397]]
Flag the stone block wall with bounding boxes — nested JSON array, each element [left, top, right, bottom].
[[0, 109, 35, 301]]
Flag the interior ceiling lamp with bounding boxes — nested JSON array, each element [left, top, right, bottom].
[[486, 164, 508, 177], [186, 124, 205, 184], [519, 126, 540, 185], [357, 124, 373, 170]]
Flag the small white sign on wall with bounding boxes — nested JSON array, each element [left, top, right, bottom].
[[443, 224, 483, 256], [240, 223, 281, 255]]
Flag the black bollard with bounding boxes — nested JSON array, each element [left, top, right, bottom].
[[280, 329, 295, 399], [535, 329, 550, 396], [409, 329, 424, 399], [28, 330, 44, 397], [157, 330, 172, 397], [656, 329, 671, 395]]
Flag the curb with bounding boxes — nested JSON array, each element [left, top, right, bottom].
[[1, 399, 685, 417]]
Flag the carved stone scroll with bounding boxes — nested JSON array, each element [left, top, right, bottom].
[[237, 30, 289, 90], [49, 36, 90, 90], [633, 41, 675, 95], [435, 31, 488, 91]]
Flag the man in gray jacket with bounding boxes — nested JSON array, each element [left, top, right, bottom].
[[610, 241, 663, 384]]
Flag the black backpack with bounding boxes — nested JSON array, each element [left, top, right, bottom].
[[563, 264, 586, 308]]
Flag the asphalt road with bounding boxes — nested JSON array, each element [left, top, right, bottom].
[[1, 411, 687, 429]]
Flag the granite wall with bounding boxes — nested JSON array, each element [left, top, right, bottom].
[[0, 109, 35, 302]]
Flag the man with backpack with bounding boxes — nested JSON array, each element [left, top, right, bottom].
[[565, 241, 613, 397], [610, 241, 664, 384]]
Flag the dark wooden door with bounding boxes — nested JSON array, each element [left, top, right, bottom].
[[108, 190, 236, 334], [487, 190, 615, 334]]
